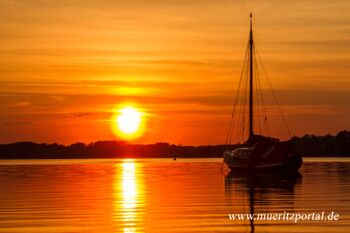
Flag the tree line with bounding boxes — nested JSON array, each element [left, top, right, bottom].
[[0, 130, 349, 159]]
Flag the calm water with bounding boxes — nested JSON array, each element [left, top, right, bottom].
[[0, 158, 349, 233]]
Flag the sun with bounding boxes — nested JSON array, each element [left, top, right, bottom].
[[113, 106, 144, 139], [117, 107, 141, 135]]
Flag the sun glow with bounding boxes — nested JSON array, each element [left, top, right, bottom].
[[113, 105, 145, 140]]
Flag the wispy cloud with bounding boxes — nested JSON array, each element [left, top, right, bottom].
[[0, 0, 349, 143]]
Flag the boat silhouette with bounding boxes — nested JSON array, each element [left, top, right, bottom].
[[223, 14, 302, 172]]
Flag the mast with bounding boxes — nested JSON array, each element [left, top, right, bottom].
[[248, 13, 254, 143]]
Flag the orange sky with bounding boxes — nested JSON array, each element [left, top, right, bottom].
[[0, 0, 349, 145]]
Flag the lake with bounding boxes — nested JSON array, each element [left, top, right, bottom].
[[0, 158, 349, 233]]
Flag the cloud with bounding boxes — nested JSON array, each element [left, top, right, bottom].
[[0, 0, 349, 143]]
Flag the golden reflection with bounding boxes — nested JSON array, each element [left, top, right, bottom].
[[122, 163, 136, 209], [114, 161, 144, 233]]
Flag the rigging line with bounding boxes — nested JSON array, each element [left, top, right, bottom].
[[235, 42, 250, 144], [253, 51, 262, 135], [256, 60, 268, 135], [240, 50, 250, 142], [255, 46, 293, 137], [234, 72, 244, 144], [229, 52, 247, 145], [238, 58, 249, 144], [254, 48, 270, 137], [234, 55, 246, 144], [243, 53, 251, 143], [253, 49, 263, 133], [232, 42, 250, 144], [258, 65, 270, 137], [234, 64, 245, 144], [226, 41, 250, 145], [253, 48, 269, 136]]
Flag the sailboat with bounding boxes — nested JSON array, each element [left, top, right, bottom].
[[223, 14, 302, 172]]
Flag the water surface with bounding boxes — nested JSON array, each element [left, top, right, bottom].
[[0, 158, 349, 232]]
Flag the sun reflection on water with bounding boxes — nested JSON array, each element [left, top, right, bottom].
[[122, 163, 136, 210], [114, 161, 144, 233]]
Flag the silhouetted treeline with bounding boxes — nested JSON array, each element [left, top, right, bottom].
[[0, 130, 349, 159], [0, 141, 232, 159], [292, 130, 350, 156]]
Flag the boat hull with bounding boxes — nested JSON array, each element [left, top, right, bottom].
[[224, 139, 303, 173], [226, 158, 302, 173]]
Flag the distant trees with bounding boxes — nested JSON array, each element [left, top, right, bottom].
[[292, 130, 350, 156], [0, 141, 227, 159], [0, 130, 349, 159]]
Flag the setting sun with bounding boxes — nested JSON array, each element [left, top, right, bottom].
[[113, 106, 144, 139]]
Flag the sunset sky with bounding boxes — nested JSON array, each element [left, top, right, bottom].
[[0, 0, 349, 145]]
